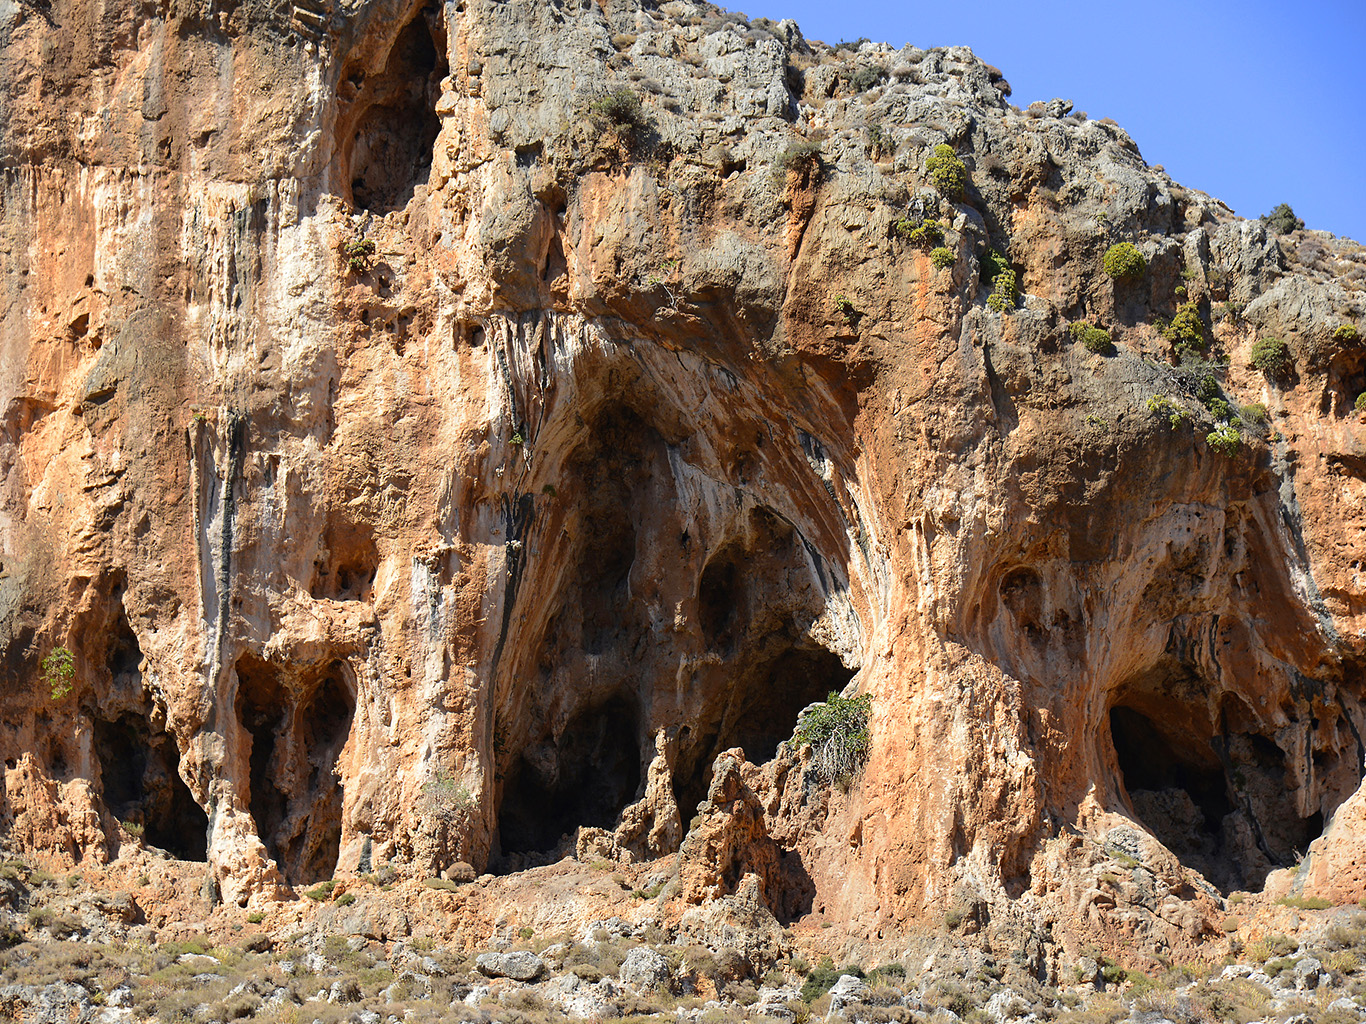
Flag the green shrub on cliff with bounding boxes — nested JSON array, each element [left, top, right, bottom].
[[901, 218, 944, 249], [983, 250, 1016, 312], [1261, 203, 1304, 235], [1207, 423, 1241, 457], [1070, 322, 1114, 355], [929, 246, 956, 269], [1163, 302, 1207, 353], [1334, 324, 1361, 344], [776, 139, 822, 174], [796, 692, 872, 784], [1356, 393, 1366, 413], [926, 144, 967, 199], [342, 234, 376, 274], [1145, 395, 1186, 428], [590, 89, 646, 131], [1250, 336, 1291, 377], [41, 646, 74, 702], [1102, 242, 1146, 281]]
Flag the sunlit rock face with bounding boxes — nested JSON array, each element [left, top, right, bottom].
[[2, 0, 1365, 957]]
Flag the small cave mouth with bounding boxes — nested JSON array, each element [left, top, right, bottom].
[[494, 696, 642, 870], [94, 714, 208, 861], [105, 604, 143, 689], [236, 656, 355, 887], [1109, 703, 1326, 892], [673, 646, 855, 823], [310, 523, 379, 602], [346, 13, 447, 214]]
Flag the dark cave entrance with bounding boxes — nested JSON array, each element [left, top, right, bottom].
[[347, 9, 447, 214], [495, 696, 642, 867], [310, 522, 379, 602], [105, 604, 143, 689], [94, 714, 208, 861], [236, 656, 355, 886], [1109, 698, 1329, 892], [672, 646, 854, 822]]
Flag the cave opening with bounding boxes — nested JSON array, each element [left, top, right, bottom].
[[495, 695, 642, 868], [310, 523, 379, 602], [93, 713, 208, 861], [105, 605, 143, 690], [1109, 700, 1328, 892], [236, 656, 355, 886], [672, 646, 854, 822], [347, 10, 447, 214]]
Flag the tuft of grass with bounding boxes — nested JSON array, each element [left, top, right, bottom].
[[1277, 895, 1333, 911], [776, 139, 822, 175], [303, 880, 337, 902]]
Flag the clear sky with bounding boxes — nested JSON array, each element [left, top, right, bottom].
[[736, 0, 1366, 245]]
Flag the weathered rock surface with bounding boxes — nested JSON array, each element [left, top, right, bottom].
[[0, 0, 1364, 959], [475, 950, 546, 981]]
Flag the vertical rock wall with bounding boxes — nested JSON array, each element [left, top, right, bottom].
[[0, 0, 1364, 954]]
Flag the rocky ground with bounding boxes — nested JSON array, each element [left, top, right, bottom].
[[3, 848, 1366, 1024]]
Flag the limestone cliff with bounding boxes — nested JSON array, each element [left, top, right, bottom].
[[2, 0, 1365, 962]]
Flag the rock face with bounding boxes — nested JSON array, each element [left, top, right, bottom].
[[1, 0, 1365, 957]]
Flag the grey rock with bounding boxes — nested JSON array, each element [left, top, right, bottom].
[[328, 978, 360, 1004], [476, 950, 546, 981], [619, 946, 671, 992], [984, 988, 1029, 1023], [107, 985, 134, 1007], [1293, 956, 1322, 989], [827, 974, 871, 1015]]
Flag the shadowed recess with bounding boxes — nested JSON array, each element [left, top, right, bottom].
[[236, 656, 355, 886], [94, 714, 208, 861], [495, 695, 642, 865]]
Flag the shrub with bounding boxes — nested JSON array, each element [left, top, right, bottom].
[[1262, 202, 1304, 235], [342, 235, 376, 274], [900, 218, 943, 249], [120, 820, 144, 837], [1356, 393, 1366, 413], [304, 880, 337, 902], [1102, 242, 1146, 280], [1241, 403, 1268, 424], [246, 912, 264, 924], [1070, 322, 1113, 355], [850, 65, 885, 91], [420, 771, 475, 823], [1277, 895, 1333, 910], [1335, 324, 1361, 344], [984, 254, 1017, 312], [929, 246, 955, 269], [833, 294, 856, 323], [796, 692, 872, 783], [799, 957, 864, 1003], [1250, 336, 1291, 376], [1163, 302, 1206, 352], [589, 89, 647, 133], [925, 144, 967, 199], [776, 139, 822, 174], [1207, 423, 1241, 457], [41, 646, 74, 701]]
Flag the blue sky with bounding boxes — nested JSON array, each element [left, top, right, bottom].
[[737, 0, 1366, 244]]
